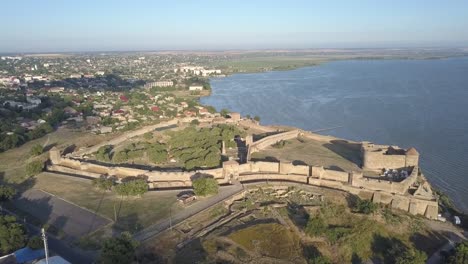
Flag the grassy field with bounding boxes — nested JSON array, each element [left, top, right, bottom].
[[251, 137, 362, 172], [0, 127, 116, 184], [33, 172, 181, 232]]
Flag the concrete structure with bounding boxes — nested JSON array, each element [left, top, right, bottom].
[[361, 142, 419, 170]]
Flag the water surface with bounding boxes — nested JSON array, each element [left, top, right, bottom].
[[202, 57, 468, 212]]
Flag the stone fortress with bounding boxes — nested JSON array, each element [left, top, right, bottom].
[[47, 116, 439, 219]]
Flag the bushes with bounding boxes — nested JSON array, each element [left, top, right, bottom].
[[0, 185, 16, 201], [305, 216, 327, 236], [354, 198, 378, 214], [99, 232, 138, 264], [0, 215, 27, 254], [192, 177, 219, 196], [27, 236, 44, 249], [114, 179, 148, 197], [93, 177, 115, 191], [30, 144, 44, 156], [25, 160, 44, 177], [445, 241, 468, 264], [96, 145, 113, 162]]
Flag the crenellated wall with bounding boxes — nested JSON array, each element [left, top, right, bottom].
[[48, 133, 437, 219]]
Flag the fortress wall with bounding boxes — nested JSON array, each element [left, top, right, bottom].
[[249, 130, 300, 155], [405, 155, 419, 167], [47, 164, 102, 178], [113, 167, 150, 177], [302, 131, 344, 143], [251, 161, 279, 173], [311, 166, 326, 179], [399, 167, 419, 191], [149, 181, 191, 188], [200, 168, 224, 179], [409, 199, 438, 218], [363, 151, 407, 170], [308, 178, 345, 189], [238, 163, 253, 174], [146, 171, 193, 182], [81, 162, 112, 175], [58, 158, 82, 169], [237, 173, 308, 184], [279, 162, 309, 176], [322, 169, 350, 182]]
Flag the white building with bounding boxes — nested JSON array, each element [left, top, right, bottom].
[[145, 80, 174, 88], [189, 85, 203, 91]]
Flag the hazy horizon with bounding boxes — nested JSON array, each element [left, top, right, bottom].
[[2, 0, 468, 53]]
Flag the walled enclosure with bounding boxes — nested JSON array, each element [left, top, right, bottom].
[[47, 120, 437, 219]]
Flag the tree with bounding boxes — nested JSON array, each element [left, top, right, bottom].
[[27, 236, 44, 249], [192, 177, 219, 196], [395, 248, 427, 264], [30, 144, 44, 156], [0, 185, 16, 201], [254, 115, 261, 122], [0, 215, 27, 254], [96, 145, 113, 162], [190, 119, 200, 126], [93, 177, 115, 191], [99, 232, 138, 264], [354, 198, 377, 214], [25, 160, 44, 177], [114, 179, 148, 197], [220, 108, 229, 117], [446, 241, 468, 264]]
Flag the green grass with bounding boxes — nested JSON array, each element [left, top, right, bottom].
[[33, 172, 181, 232], [228, 223, 302, 259]]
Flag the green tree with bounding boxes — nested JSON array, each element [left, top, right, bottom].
[[0, 185, 16, 201], [395, 248, 427, 264], [27, 236, 44, 249], [254, 115, 261, 122], [25, 160, 44, 177], [190, 119, 200, 126], [30, 144, 44, 156], [354, 198, 377, 214], [96, 145, 113, 162], [93, 177, 115, 191], [308, 256, 331, 264], [99, 232, 138, 264], [447, 241, 468, 264], [192, 177, 219, 196], [114, 179, 148, 197], [220, 108, 229, 117], [0, 215, 27, 254]]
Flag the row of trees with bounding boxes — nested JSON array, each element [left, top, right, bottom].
[[92, 177, 148, 197], [168, 124, 246, 170]]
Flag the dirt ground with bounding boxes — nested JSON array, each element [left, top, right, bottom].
[[251, 136, 362, 172]]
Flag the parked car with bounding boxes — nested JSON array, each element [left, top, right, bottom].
[[454, 216, 461, 225]]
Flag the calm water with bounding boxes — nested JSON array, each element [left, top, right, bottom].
[[202, 57, 468, 212]]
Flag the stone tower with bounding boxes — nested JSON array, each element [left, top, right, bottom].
[[49, 147, 61, 164]]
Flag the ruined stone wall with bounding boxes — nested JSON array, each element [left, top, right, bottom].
[[250, 161, 280, 173], [237, 173, 308, 184], [351, 167, 418, 195], [322, 170, 350, 182], [362, 150, 407, 170], [279, 162, 309, 176], [248, 130, 300, 157]]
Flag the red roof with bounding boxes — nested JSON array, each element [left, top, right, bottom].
[[119, 95, 129, 102], [151, 106, 160, 112]]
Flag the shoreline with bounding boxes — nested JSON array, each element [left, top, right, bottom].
[[202, 57, 468, 215]]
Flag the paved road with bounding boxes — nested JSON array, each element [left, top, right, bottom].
[[12, 189, 111, 241], [134, 183, 244, 241]]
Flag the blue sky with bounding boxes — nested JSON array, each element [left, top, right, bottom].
[[1, 0, 468, 52]]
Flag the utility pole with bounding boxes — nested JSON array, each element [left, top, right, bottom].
[[169, 206, 172, 232], [41, 228, 49, 264]]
